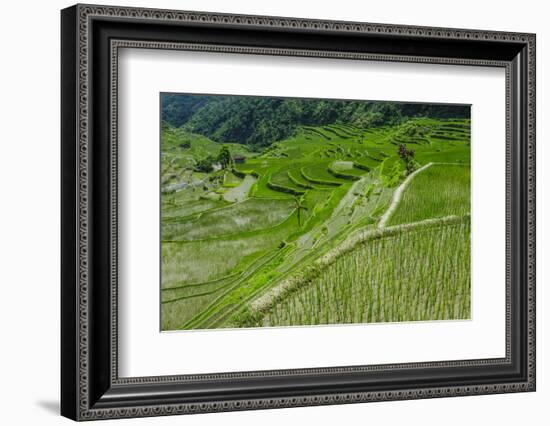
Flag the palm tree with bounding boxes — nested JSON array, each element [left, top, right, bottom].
[[294, 196, 308, 226]]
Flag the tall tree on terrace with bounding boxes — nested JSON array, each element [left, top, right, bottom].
[[294, 196, 308, 226], [397, 143, 417, 175], [217, 145, 233, 169]]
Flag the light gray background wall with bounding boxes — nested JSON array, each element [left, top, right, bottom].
[[0, 0, 546, 424]]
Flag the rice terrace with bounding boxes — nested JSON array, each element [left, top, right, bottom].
[[160, 93, 471, 331]]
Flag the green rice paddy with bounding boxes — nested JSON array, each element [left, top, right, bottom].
[[261, 219, 471, 326], [160, 115, 471, 330], [388, 164, 470, 226]]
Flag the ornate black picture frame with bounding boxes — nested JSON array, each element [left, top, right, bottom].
[[61, 4, 536, 421]]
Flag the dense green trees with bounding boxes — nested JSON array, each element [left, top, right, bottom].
[[194, 156, 215, 173], [216, 146, 233, 169], [162, 94, 470, 148], [161, 94, 212, 127]]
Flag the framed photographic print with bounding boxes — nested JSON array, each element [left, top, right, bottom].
[[61, 4, 536, 421]]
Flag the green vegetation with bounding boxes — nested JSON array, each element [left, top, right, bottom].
[[162, 198, 295, 241], [160, 94, 471, 330], [163, 94, 470, 148], [397, 143, 417, 175], [259, 219, 470, 326], [389, 164, 470, 225]]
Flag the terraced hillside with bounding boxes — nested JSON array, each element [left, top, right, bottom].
[[161, 112, 471, 330]]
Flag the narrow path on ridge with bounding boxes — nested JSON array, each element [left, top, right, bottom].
[[223, 174, 257, 203], [378, 162, 433, 230]]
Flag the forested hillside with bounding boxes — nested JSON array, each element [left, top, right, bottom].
[[161, 94, 470, 148]]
